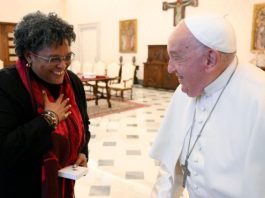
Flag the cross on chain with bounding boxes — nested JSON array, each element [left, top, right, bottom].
[[162, 0, 199, 26], [181, 159, 190, 188]]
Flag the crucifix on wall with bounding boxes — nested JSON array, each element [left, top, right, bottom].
[[163, 0, 198, 26]]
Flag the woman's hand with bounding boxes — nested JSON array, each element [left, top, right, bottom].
[[42, 90, 71, 122], [74, 153, 88, 167]]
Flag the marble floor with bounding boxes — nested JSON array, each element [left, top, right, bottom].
[[75, 86, 189, 198]]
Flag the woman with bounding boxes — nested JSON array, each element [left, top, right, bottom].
[[0, 11, 90, 198]]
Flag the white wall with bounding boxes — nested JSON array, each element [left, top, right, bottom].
[[65, 0, 175, 80], [0, 0, 264, 81], [65, 0, 265, 81], [0, 0, 65, 22]]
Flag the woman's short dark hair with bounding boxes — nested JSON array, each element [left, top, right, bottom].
[[14, 11, 76, 59]]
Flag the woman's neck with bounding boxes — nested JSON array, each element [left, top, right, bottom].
[[30, 69, 61, 99]]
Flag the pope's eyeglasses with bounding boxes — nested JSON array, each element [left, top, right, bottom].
[[31, 52, 75, 65]]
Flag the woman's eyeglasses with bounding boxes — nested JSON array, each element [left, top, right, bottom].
[[31, 52, 75, 65]]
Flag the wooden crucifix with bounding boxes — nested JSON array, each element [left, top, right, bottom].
[[162, 0, 198, 26]]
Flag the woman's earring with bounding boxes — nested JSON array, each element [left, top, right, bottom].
[[26, 62, 32, 67]]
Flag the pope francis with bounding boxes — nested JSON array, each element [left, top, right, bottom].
[[149, 15, 265, 198]]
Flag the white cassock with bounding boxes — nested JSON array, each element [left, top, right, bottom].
[[149, 58, 265, 198]]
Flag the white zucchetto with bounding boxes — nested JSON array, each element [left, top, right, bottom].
[[184, 15, 236, 53]]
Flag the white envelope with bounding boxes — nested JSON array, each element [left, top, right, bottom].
[[58, 165, 88, 180], [83, 72, 96, 78]]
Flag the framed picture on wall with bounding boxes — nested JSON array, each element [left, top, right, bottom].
[[251, 3, 265, 51], [119, 19, 137, 53]]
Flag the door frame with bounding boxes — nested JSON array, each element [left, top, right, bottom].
[[77, 22, 101, 67]]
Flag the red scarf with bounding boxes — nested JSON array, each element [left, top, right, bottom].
[[16, 59, 85, 198]]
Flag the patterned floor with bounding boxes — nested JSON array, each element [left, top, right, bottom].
[[75, 86, 189, 198]]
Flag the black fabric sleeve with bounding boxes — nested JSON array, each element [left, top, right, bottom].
[[67, 70, 90, 159], [0, 67, 54, 169]]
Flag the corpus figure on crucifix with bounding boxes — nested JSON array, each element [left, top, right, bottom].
[[163, 0, 198, 26]]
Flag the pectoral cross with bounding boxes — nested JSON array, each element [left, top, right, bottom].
[[181, 159, 190, 188], [162, 0, 199, 26]]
